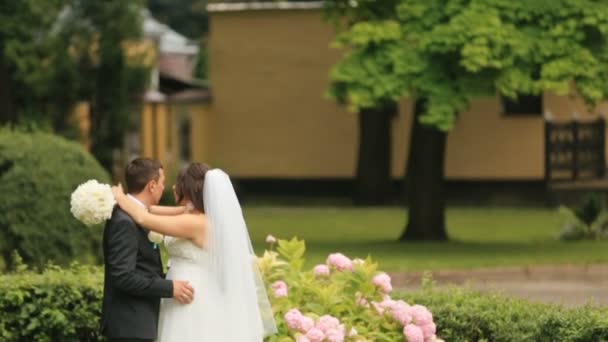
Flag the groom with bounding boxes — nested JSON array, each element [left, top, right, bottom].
[[101, 158, 194, 342]]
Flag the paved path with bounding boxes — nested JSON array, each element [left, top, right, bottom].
[[389, 264, 608, 307]]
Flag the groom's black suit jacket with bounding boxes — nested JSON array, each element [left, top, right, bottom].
[[101, 207, 173, 340]]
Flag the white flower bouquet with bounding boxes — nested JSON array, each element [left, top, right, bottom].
[[70, 180, 116, 226]]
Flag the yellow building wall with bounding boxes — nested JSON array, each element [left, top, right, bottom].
[[70, 101, 92, 151], [141, 102, 170, 167], [167, 102, 212, 170], [202, 8, 605, 180], [208, 9, 357, 178], [190, 104, 212, 164]]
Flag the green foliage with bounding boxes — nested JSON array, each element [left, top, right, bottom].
[[400, 285, 608, 342], [324, 1, 404, 112], [327, 0, 608, 131], [0, 0, 148, 169], [2, 240, 608, 341], [262, 238, 439, 341], [0, 0, 78, 125], [328, 20, 407, 112], [0, 129, 110, 269], [148, 0, 208, 39], [0, 263, 103, 342], [558, 194, 608, 241], [323, 0, 401, 28], [60, 0, 148, 170]]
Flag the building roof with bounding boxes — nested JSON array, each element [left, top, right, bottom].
[[159, 71, 208, 95], [169, 89, 212, 104], [143, 10, 199, 55], [207, 1, 324, 12]]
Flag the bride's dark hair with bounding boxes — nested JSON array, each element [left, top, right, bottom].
[[174, 162, 210, 212]]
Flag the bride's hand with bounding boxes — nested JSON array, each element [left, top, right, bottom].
[[111, 183, 126, 203]]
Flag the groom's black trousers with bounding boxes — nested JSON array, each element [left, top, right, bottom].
[[109, 339, 152, 342]]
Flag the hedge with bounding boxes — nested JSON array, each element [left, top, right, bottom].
[[1, 263, 607, 342]]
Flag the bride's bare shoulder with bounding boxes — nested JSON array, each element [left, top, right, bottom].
[[183, 212, 208, 226]]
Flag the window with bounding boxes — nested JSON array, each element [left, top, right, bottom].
[[502, 94, 543, 116], [178, 117, 191, 163]]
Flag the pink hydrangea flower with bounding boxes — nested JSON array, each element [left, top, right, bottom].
[[326, 253, 354, 271], [409, 305, 433, 326], [357, 297, 369, 307], [325, 328, 345, 342], [272, 280, 288, 298], [393, 300, 409, 310], [296, 335, 311, 342], [313, 264, 330, 277], [274, 287, 288, 298], [355, 292, 369, 307], [299, 315, 315, 333], [420, 322, 437, 340], [388, 300, 412, 326], [372, 273, 393, 293], [403, 324, 424, 342], [285, 308, 303, 330], [316, 315, 341, 333], [426, 334, 439, 342], [379, 298, 398, 311], [306, 327, 326, 342], [392, 307, 413, 326]]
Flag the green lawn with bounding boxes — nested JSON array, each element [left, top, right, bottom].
[[243, 206, 608, 272]]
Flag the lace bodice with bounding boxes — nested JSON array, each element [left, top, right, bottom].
[[164, 236, 208, 264]]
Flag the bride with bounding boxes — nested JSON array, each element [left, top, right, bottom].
[[111, 163, 277, 341]]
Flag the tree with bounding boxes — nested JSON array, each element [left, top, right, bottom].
[[329, 0, 608, 240], [0, 0, 76, 128], [50, 1, 149, 170], [148, 0, 208, 39], [325, 0, 401, 205], [0, 1, 149, 171]]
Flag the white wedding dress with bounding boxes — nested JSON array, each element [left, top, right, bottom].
[[156, 169, 276, 342], [157, 236, 220, 341]]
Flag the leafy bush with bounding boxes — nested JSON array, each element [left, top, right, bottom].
[[2, 239, 608, 341], [558, 193, 608, 241], [0, 258, 103, 342], [401, 283, 608, 341], [260, 237, 441, 342], [0, 128, 110, 269]]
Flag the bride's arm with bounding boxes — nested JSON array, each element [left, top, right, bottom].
[[149, 205, 187, 216], [112, 185, 205, 240]]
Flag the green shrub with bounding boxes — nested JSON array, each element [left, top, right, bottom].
[[558, 193, 608, 241], [0, 128, 110, 269], [400, 282, 608, 341], [0, 262, 103, 342], [2, 241, 608, 341], [260, 238, 441, 341]]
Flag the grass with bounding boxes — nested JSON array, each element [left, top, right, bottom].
[[243, 206, 608, 272]]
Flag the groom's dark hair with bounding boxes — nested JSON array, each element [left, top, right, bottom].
[[125, 158, 163, 194]]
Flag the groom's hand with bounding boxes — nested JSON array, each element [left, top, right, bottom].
[[173, 280, 195, 304]]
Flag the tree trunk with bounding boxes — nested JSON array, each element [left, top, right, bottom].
[[400, 99, 448, 241], [0, 38, 16, 124], [354, 102, 397, 205]]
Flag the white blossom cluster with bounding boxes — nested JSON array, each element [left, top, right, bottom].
[[70, 180, 115, 226]]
